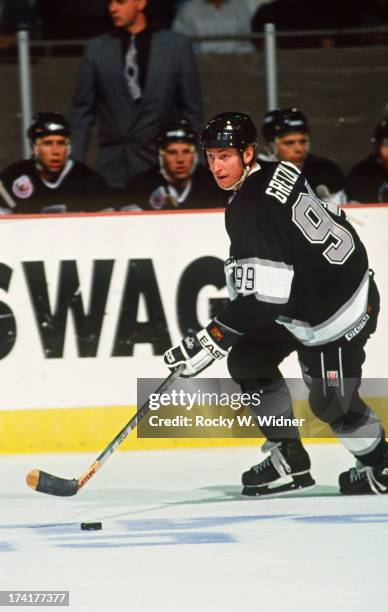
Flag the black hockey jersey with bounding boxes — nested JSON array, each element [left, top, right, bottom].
[[218, 161, 370, 347], [346, 154, 388, 203], [259, 153, 345, 198], [0, 159, 113, 214], [121, 164, 226, 211]]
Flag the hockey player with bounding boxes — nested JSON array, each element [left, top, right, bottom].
[[120, 118, 226, 211], [0, 112, 112, 214], [163, 111, 388, 497], [259, 107, 346, 205], [346, 116, 388, 203]]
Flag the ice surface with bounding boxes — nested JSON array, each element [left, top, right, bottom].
[[1, 445, 387, 612]]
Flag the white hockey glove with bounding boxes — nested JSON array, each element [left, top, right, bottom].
[[224, 257, 238, 301], [164, 319, 242, 378]]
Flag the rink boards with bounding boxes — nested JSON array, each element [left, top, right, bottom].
[[0, 205, 387, 453]]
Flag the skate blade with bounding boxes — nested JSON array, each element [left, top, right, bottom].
[[242, 473, 316, 499], [242, 483, 316, 499]]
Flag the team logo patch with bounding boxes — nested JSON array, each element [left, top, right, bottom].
[[149, 186, 168, 210], [209, 326, 224, 342], [12, 175, 34, 199], [326, 370, 339, 387]]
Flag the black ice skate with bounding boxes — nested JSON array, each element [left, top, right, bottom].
[[241, 440, 315, 498], [339, 455, 388, 495]]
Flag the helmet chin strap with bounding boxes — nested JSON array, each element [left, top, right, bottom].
[[159, 148, 198, 184], [220, 165, 251, 191], [265, 141, 278, 161], [32, 140, 71, 170], [265, 136, 311, 164]]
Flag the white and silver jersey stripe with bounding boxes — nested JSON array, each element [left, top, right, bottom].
[[276, 270, 370, 347], [236, 257, 294, 304]]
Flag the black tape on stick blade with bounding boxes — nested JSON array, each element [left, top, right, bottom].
[[27, 470, 78, 496]]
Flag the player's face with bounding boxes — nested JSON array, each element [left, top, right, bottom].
[[274, 131, 310, 167], [162, 143, 196, 181], [108, 0, 146, 28], [206, 148, 245, 189], [378, 143, 388, 169], [35, 135, 69, 174]]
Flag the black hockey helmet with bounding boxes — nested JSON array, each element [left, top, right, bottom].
[[262, 107, 310, 143], [157, 118, 197, 149], [27, 112, 71, 143], [201, 112, 258, 157], [373, 116, 388, 146]]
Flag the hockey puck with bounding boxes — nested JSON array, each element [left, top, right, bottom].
[[80, 522, 102, 531]]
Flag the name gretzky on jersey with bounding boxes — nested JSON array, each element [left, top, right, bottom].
[[265, 162, 300, 203]]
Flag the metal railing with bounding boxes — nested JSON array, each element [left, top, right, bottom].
[[17, 30, 33, 157], [20, 25, 388, 51], [8, 24, 388, 158]]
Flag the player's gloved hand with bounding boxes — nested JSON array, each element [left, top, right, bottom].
[[164, 319, 242, 378], [224, 256, 238, 301]]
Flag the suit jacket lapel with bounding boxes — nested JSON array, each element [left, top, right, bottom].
[[136, 32, 168, 112]]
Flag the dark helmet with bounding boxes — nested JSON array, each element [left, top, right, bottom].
[[373, 116, 388, 145], [27, 112, 71, 143], [262, 107, 310, 143], [157, 118, 197, 149], [201, 112, 258, 157]]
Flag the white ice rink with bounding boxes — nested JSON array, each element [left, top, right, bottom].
[[1, 444, 388, 612]]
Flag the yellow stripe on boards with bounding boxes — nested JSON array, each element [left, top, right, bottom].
[[1, 398, 387, 454]]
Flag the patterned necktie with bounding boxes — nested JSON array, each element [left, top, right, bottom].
[[125, 34, 142, 101]]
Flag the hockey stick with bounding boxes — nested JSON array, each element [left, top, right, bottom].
[[0, 180, 16, 209], [26, 367, 183, 497]]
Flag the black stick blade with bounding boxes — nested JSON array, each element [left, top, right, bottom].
[[26, 469, 78, 497]]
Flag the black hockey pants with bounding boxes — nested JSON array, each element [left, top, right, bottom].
[[227, 276, 385, 465]]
